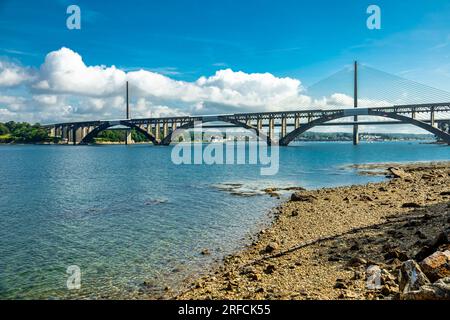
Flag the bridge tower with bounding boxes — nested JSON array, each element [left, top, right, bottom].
[[353, 61, 359, 145], [125, 81, 132, 145]]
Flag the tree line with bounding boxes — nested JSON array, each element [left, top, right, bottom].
[[94, 129, 149, 143], [0, 122, 52, 143]]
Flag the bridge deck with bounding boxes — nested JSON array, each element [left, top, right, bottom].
[[44, 102, 450, 127]]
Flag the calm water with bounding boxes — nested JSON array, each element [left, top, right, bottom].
[[0, 141, 449, 299]]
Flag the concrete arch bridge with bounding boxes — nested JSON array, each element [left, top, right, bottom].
[[46, 102, 450, 146]]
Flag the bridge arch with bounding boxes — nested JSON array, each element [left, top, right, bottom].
[[279, 110, 450, 146], [79, 120, 159, 145], [160, 117, 272, 146]]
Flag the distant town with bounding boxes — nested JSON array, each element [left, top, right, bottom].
[[294, 132, 434, 142]]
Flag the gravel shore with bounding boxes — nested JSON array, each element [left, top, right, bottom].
[[176, 162, 450, 300]]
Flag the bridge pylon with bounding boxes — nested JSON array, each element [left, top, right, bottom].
[[353, 61, 359, 145], [125, 81, 132, 145]]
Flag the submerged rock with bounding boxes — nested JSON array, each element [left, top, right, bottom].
[[290, 193, 317, 202], [282, 187, 307, 192], [388, 167, 411, 179], [200, 249, 211, 255]]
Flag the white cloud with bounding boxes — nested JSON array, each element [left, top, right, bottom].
[[132, 98, 187, 118], [0, 95, 27, 112], [0, 47, 430, 134], [194, 69, 311, 111], [0, 60, 34, 87], [25, 47, 315, 117], [312, 93, 391, 109], [32, 94, 58, 105], [33, 47, 126, 97]]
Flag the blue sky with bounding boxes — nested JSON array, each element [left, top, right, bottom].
[[1, 0, 449, 84], [0, 0, 449, 130]]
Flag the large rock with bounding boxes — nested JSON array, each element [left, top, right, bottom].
[[388, 167, 411, 179], [290, 193, 317, 202], [265, 242, 279, 253], [399, 260, 431, 293], [420, 250, 450, 282], [401, 277, 450, 300]]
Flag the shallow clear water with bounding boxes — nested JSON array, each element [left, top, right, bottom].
[[0, 141, 449, 299]]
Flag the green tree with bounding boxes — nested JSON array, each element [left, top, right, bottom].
[[0, 123, 9, 135], [0, 121, 50, 143]]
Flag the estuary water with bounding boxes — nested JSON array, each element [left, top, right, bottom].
[[0, 141, 449, 299]]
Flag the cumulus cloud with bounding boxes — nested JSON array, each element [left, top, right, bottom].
[[127, 67, 312, 113], [7, 47, 317, 119], [132, 98, 187, 118], [0, 60, 34, 87], [0, 95, 27, 112], [0, 47, 422, 134], [32, 94, 59, 105], [313, 93, 391, 109], [195, 69, 309, 110], [33, 47, 126, 97]]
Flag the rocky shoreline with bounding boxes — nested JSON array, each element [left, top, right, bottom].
[[175, 162, 450, 300]]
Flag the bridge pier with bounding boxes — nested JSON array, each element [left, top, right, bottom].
[[155, 123, 160, 141], [353, 123, 359, 145], [431, 108, 435, 127], [56, 126, 62, 138], [294, 115, 300, 129], [67, 127, 73, 144], [125, 129, 132, 145], [146, 124, 152, 138], [74, 127, 83, 145], [61, 126, 67, 143], [49, 126, 56, 138], [281, 117, 287, 138], [268, 118, 275, 141], [162, 122, 168, 138]]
